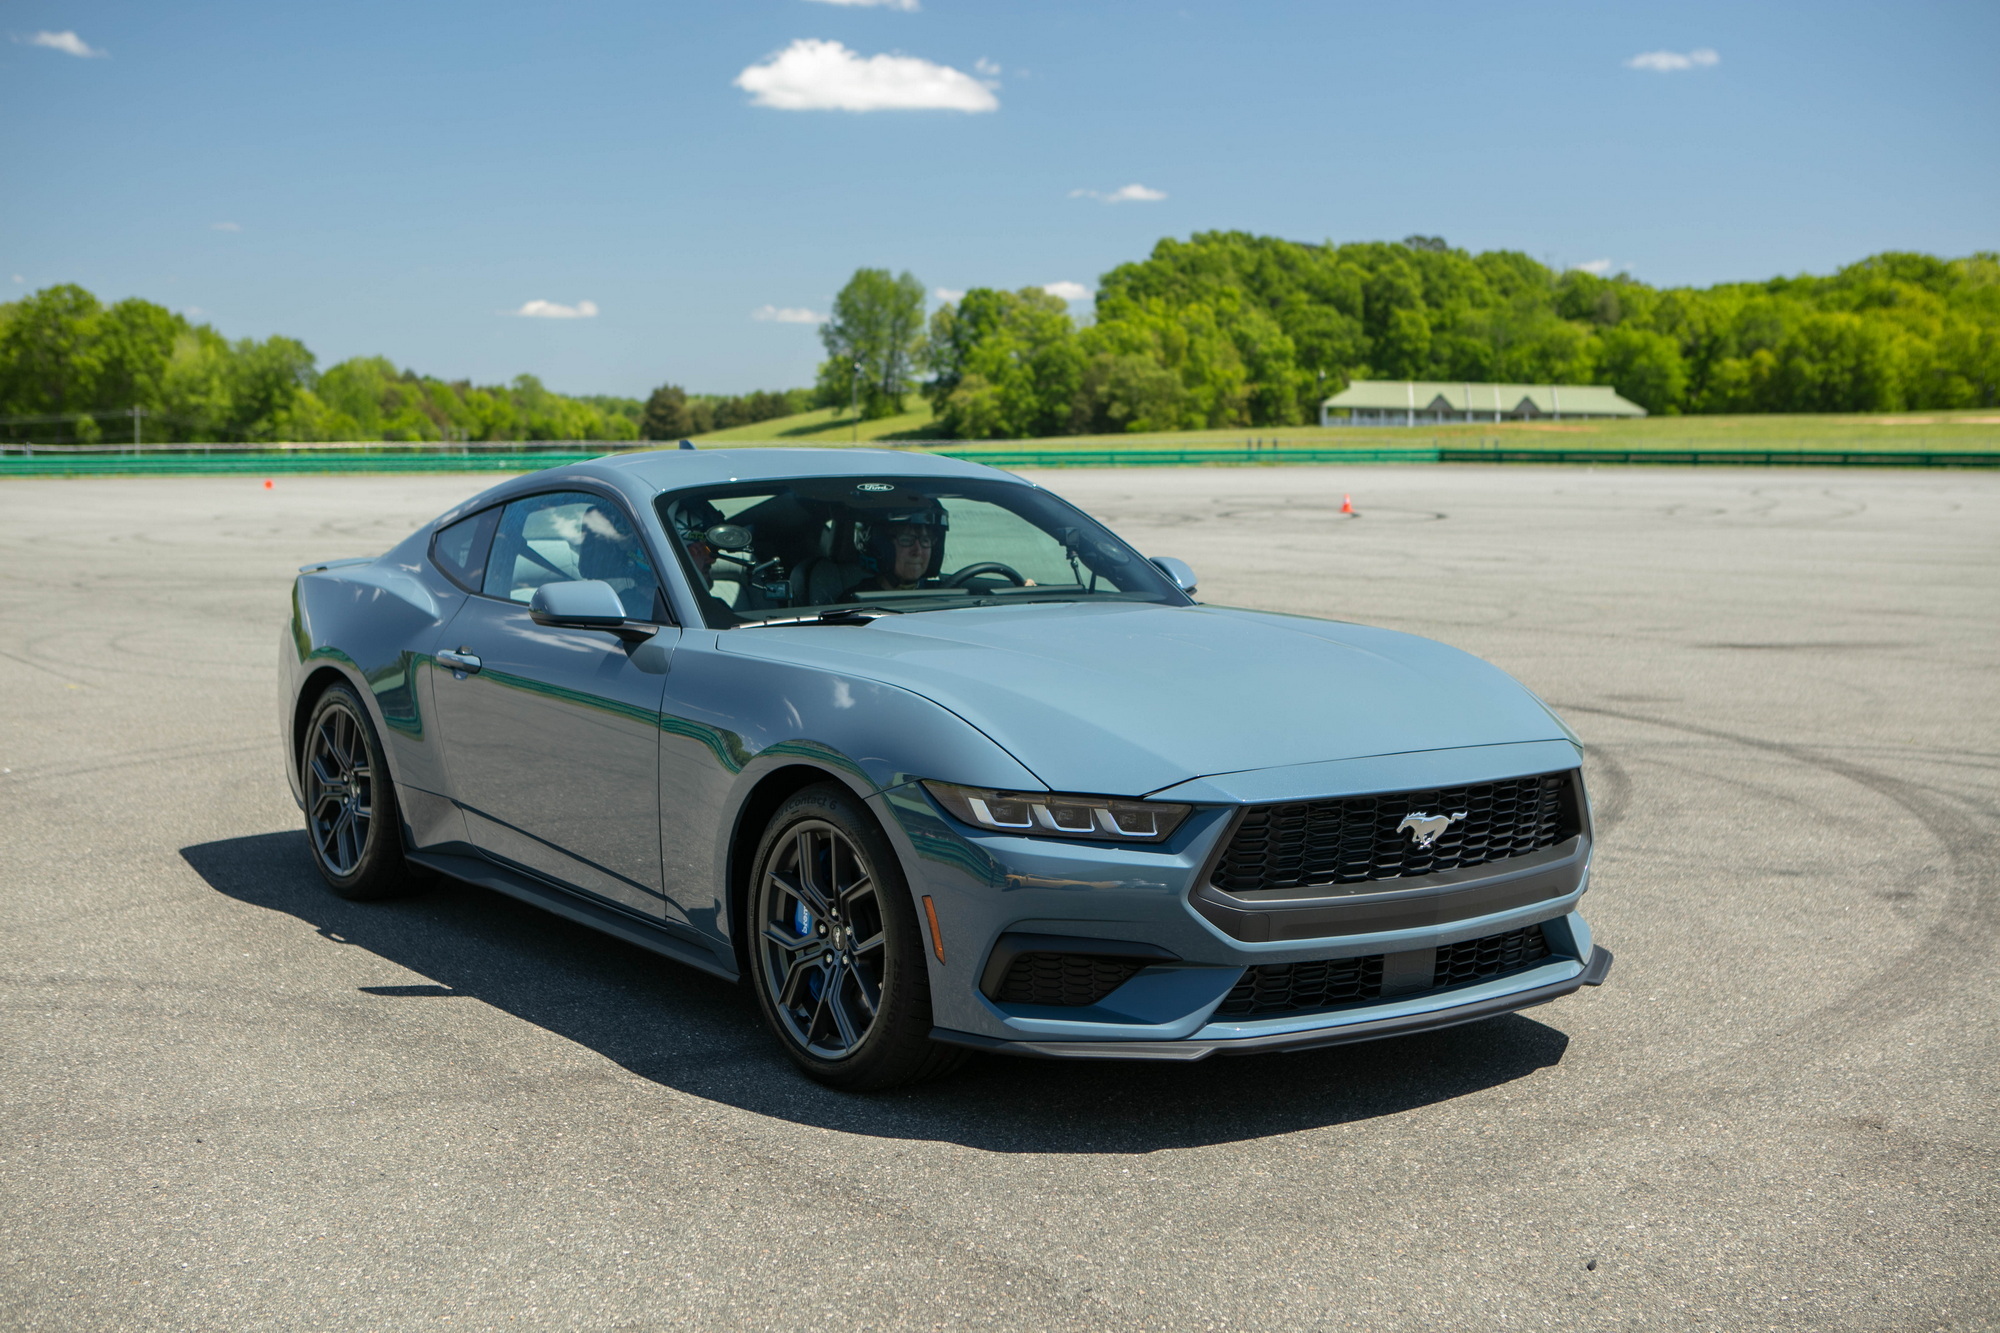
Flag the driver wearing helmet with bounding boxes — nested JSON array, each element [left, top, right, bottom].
[[843, 502, 947, 597]]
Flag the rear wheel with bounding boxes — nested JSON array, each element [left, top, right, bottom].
[[301, 682, 421, 901], [748, 783, 966, 1091]]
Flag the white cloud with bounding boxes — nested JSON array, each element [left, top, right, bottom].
[[735, 38, 998, 112], [1572, 259, 1614, 275], [1042, 281, 1092, 302], [211, 221, 242, 232], [806, 0, 920, 8], [752, 304, 823, 324], [20, 30, 106, 57], [933, 287, 966, 303], [183, 306, 206, 317], [512, 299, 599, 319], [1626, 47, 1719, 72], [974, 57, 1000, 77], [1070, 183, 1167, 204], [10, 275, 22, 284]]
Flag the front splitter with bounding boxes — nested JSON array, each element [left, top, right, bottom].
[[932, 945, 1613, 1062]]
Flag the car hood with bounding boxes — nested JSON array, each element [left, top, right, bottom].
[[716, 601, 1570, 796]]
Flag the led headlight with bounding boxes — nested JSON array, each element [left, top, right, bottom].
[[922, 781, 1191, 843]]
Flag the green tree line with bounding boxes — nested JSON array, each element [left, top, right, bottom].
[[0, 284, 799, 445], [818, 238, 2000, 437], [639, 384, 813, 440]]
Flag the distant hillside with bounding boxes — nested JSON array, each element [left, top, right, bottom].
[[911, 238, 2000, 439], [0, 285, 647, 445], [9, 237, 1996, 445], [694, 398, 936, 445]]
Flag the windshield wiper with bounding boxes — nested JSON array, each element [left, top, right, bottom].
[[738, 605, 905, 628]]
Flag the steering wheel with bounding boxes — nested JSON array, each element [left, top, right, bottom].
[[944, 561, 1028, 588]]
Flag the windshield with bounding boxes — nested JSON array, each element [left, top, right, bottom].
[[655, 475, 1186, 628]]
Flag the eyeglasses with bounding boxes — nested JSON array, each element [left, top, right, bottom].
[[891, 531, 935, 549]]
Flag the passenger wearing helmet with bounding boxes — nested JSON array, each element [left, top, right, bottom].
[[672, 499, 728, 588], [842, 503, 947, 597]]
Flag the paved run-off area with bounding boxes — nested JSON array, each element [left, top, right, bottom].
[[1, 467, 1994, 1332]]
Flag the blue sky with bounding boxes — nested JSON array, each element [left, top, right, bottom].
[[4, 0, 1995, 396]]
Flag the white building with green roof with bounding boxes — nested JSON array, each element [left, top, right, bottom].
[[1320, 380, 1646, 426]]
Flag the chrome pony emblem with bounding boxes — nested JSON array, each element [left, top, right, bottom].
[[1398, 810, 1466, 850]]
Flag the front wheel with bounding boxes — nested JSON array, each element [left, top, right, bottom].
[[748, 783, 966, 1091]]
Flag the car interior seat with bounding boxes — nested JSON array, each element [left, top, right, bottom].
[[789, 509, 869, 606]]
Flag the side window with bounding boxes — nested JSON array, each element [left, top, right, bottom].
[[483, 491, 663, 620], [431, 507, 500, 591]]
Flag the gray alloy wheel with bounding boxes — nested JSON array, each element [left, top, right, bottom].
[[748, 783, 967, 1091], [759, 819, 887, 1059], [306, 701, 374, 876], [301, 683, 419, 901]]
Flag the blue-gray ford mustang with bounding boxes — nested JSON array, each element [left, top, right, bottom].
[[280, 447, 1611, 1090]]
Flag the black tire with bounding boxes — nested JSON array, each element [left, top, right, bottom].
[[747, 782, 967, 1091], [300, 682, 421, 901]]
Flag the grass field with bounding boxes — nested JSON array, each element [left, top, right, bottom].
[[694, 399, 937, 445], [694, 404, 2000, 454]]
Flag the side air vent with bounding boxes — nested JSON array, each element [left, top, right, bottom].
[[993, 953, 1147, 1007]]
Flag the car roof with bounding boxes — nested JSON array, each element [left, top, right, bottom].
[[425, 447, 1025, 534], [577, 446, 1016, 494]]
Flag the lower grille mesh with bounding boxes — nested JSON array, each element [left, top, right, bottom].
[[994, 953, 1146, 1007], [1219, 954, 1384, 1018], [1436, 925, 1551, 987], [1215, 925, 1555, 1019]]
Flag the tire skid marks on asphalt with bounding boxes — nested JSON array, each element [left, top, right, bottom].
[[0, 644, 89, 683], [1580, 745, 1635, 839], [1560, 703, 1999, 1063], [1, 740, 271, 788]]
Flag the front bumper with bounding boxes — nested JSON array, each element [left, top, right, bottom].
[[932, 944, 1612, 1061], [871, 744, 1608, 1058]]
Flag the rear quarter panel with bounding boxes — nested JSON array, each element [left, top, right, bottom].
[[280, 531, 468, 808]]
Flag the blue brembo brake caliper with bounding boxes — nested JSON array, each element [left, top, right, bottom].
[[794, 900, 824, 998]]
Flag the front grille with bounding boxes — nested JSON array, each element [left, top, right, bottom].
[[993, 953, 1146, 1006], [1210, 772, 1576, 895], [1435, 925, 1550, 987], [1215, 925, 1554, 1019]]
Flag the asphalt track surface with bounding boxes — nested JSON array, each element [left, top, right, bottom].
[[2, 466, 1995, 1333]]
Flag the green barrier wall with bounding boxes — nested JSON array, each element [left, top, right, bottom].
[[3, 446, 1997, 478], [1435, 448, 2000, 468], [0, 452, 601, 477], [935, 447, 1440, 467]]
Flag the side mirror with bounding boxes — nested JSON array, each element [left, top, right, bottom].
[[1150, 556, 1198, 596], [529, 579, 655, 641]]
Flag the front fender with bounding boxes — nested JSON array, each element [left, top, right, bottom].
[[657, 632, 1044, 954]]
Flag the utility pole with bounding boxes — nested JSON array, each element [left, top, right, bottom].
[[851, 356, 862, 443], [130, 405, 143, 448]]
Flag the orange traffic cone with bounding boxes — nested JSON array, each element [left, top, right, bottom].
[[1339, 493, 1355, 516], [263, 479, 274, 489]]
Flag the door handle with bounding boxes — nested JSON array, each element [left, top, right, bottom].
[[437, 648, 482, 677]]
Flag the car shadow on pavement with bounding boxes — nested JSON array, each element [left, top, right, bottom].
[[184, 831, 1571, 1153]]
